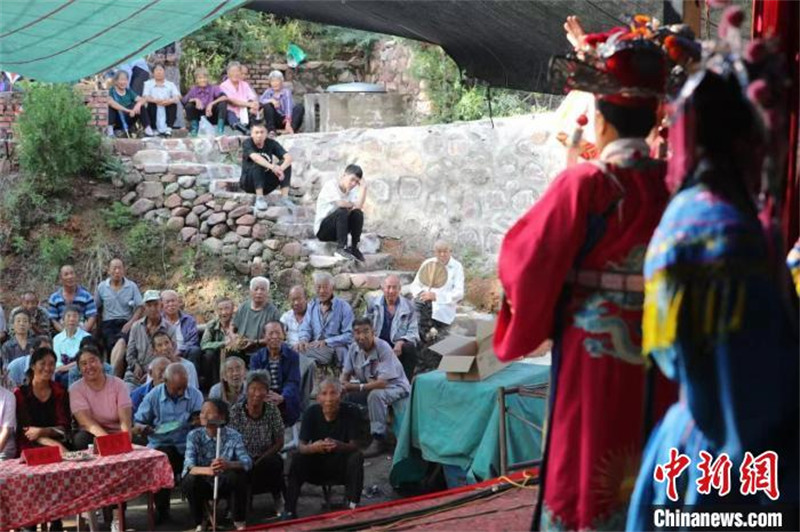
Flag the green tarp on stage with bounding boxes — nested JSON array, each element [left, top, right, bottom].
[[0, 0, 247, 83]]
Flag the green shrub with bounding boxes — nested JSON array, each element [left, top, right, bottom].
[[38, 234, 74, 274], [14, 83, 103, 195], [102, 202, 136, 230], [125, 222, 164, 265]]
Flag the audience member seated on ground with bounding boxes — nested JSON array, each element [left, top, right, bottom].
[[48, 265, 98, 334], [200, 297, 238, 394], [107, 70, 150, 137], [160, 290, 201, 366], [239, 121, 294, 210], [12, 291, 51, 337], [183, 398, 252, 532], [96, 258, 143, 365], [0, 306, 5, 345], [142, 64, 181, 137], [183, 67, 228, 136], [15, 347, 71, 454], [210, 356, 247, 404], [313, 164, 368, 262], [124, 290, 177, 387], [249, 322, 302, 427], [67, 336, 114, 389], [281, 285, 308, 347], [409, 240, 465, 341], [341, 318, 410, 457], [116, 57, 150, 95], [229, 371, 285, 515], [233, 277, 280, 356], [151, 331, 200, 391], [366, 275, 420, 381], [284, 378, 364, 519], [52, 305, 91, 386], [259, 70, 304, 137], [135, 362, 203, 524], [220, 61, 259, 135], [0, 383, 15, 460], [1, 310, 33, 375], [130, 356, 170, 413], [70, 345, 133, 451], [296, 272, 354, 370]]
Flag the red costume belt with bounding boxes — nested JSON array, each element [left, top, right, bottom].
[[565, 269, 645, 293]]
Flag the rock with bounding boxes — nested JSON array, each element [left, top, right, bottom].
[[250, 257, 266, 277], [170, 150, 197, 163], [132, 149, 168, 169], [213, 203, 223, 212], [180, 189, 198, 201], [164, 194, 182, 209], [207, 212, 227, 226], [164, 183, 180, 196], [238, 238, 254, 249], [161, 174, 177, 184], [237, 214, 256, 226], [178, 176, 196, 188], [248, 241, 265, 257], [350, 274, 368, 288], [199, 210, 213, 221], [185, 213, 200, 227], [194, 193, 213, 206], [166, 216, 185, 231], [294, 261, 308, 272], [281, 242, 303, 258], [180, 227, 198, 242], [191, 205, 208, 215], [264, 239, 282, 251], [229, 205, 251, 219], [235, 260, 252, 275], [121, 191, 137, 206], [262, 249, 275, 262], [202, 237, 224, 255], [222, 244, 238, 256], [114, 138, 144, 157], [223, 232, 241, 244], [309, 255, 346, 269], [276, 269, 304, 293], [236, 225, 252, 237], [360, 233, 381, 254], [142, 164, 167, 174], [171, 207, 190, 217], [135, 181, 164, 199], [168, 163, 204, 176], [263, 206, 290, 220], [144, 210, 159, 222], [272, 223, 313, 239], [130, 198, 155, 216], [226, 218, 236, 229], [334, 274, 352, 290], [222, 200, 238, 212], [122, 171, 144, 188], [251, 223, 271, 241], [210, 224, 228, 238]]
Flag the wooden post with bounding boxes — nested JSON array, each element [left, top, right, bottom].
[[683, 0, 702, 37]]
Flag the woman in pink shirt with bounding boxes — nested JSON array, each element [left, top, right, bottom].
[[220, 61, 259, 135]]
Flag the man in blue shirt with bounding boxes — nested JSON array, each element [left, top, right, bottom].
[[130, 356, 170, 413], [48, 265, 97, 334], [134, 362, 203, 524], [296, 272, 354, 369]]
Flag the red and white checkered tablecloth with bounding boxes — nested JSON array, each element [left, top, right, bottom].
[[0, 447, 174, 530]]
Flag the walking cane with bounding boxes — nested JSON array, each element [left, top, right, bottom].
[[210, 419, 224, 532]]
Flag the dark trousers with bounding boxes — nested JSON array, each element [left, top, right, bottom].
[[146, 103, 178, 130], [398, 342, 418, 381], [182, 470, 248, 526], [285, 451, 364, 514], [72, 430, 95, 450], [185, 100, 228, 125], [316, 208, 364, 249], [155, 445, 184, 515], [100, 319, 128, 357], [262, 103, 304, 132], [108, 106, 151, 132], [200, 348, 220, 395], [240, 165, 292, 195], [250, 454, 285, 499], [226, 110, 258, 128], [129, 67, 149, 97]]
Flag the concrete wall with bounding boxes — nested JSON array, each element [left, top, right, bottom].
[[280, 114, 562, 259], [303, 93, 411, 132]]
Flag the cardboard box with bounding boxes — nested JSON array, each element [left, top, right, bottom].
[[433, 319, 509, 381]]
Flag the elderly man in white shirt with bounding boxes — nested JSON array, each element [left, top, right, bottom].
[[314, 164, 367, 262], [408, 240, 465, 344]]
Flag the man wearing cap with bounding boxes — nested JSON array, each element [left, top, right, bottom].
[[493, 16, 677, 531], [123, 290, 177, 389]]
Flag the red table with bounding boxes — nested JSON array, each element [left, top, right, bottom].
[[0, 447, 174, 531]]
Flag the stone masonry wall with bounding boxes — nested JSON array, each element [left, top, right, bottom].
[[244, 56, 366, 100], [365, 39, 431, 120]]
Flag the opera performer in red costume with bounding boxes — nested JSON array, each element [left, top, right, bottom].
[[493, 17, 686, 531]]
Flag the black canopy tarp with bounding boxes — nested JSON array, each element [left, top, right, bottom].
[[248, 0, 674, 93]]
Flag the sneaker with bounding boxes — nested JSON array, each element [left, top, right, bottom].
[[144, 126, 155, 137], [195, 526, 204, 532], [234, 521, 246, 530], [335, 247, 356, 261], [274, 496, 285, 516], [348, 501, 358, 510], [278, 196, 294, 208], [255, 196, 269, 210], [106, 125, 115, 137], [348, 246, 365, 262], [110, 519, 120, 532], [280, 511, 296, 521], [164, 127, 173, 137]]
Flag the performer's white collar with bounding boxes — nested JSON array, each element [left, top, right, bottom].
[[599, 138, 650, 164]]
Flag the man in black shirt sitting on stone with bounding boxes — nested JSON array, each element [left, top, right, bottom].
[[239, 121, 294, 211], [284, 377, 364, 519]]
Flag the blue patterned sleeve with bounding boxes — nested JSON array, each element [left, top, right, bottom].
[[183, 430, 198, 476], [232, 431, 252, 471]]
